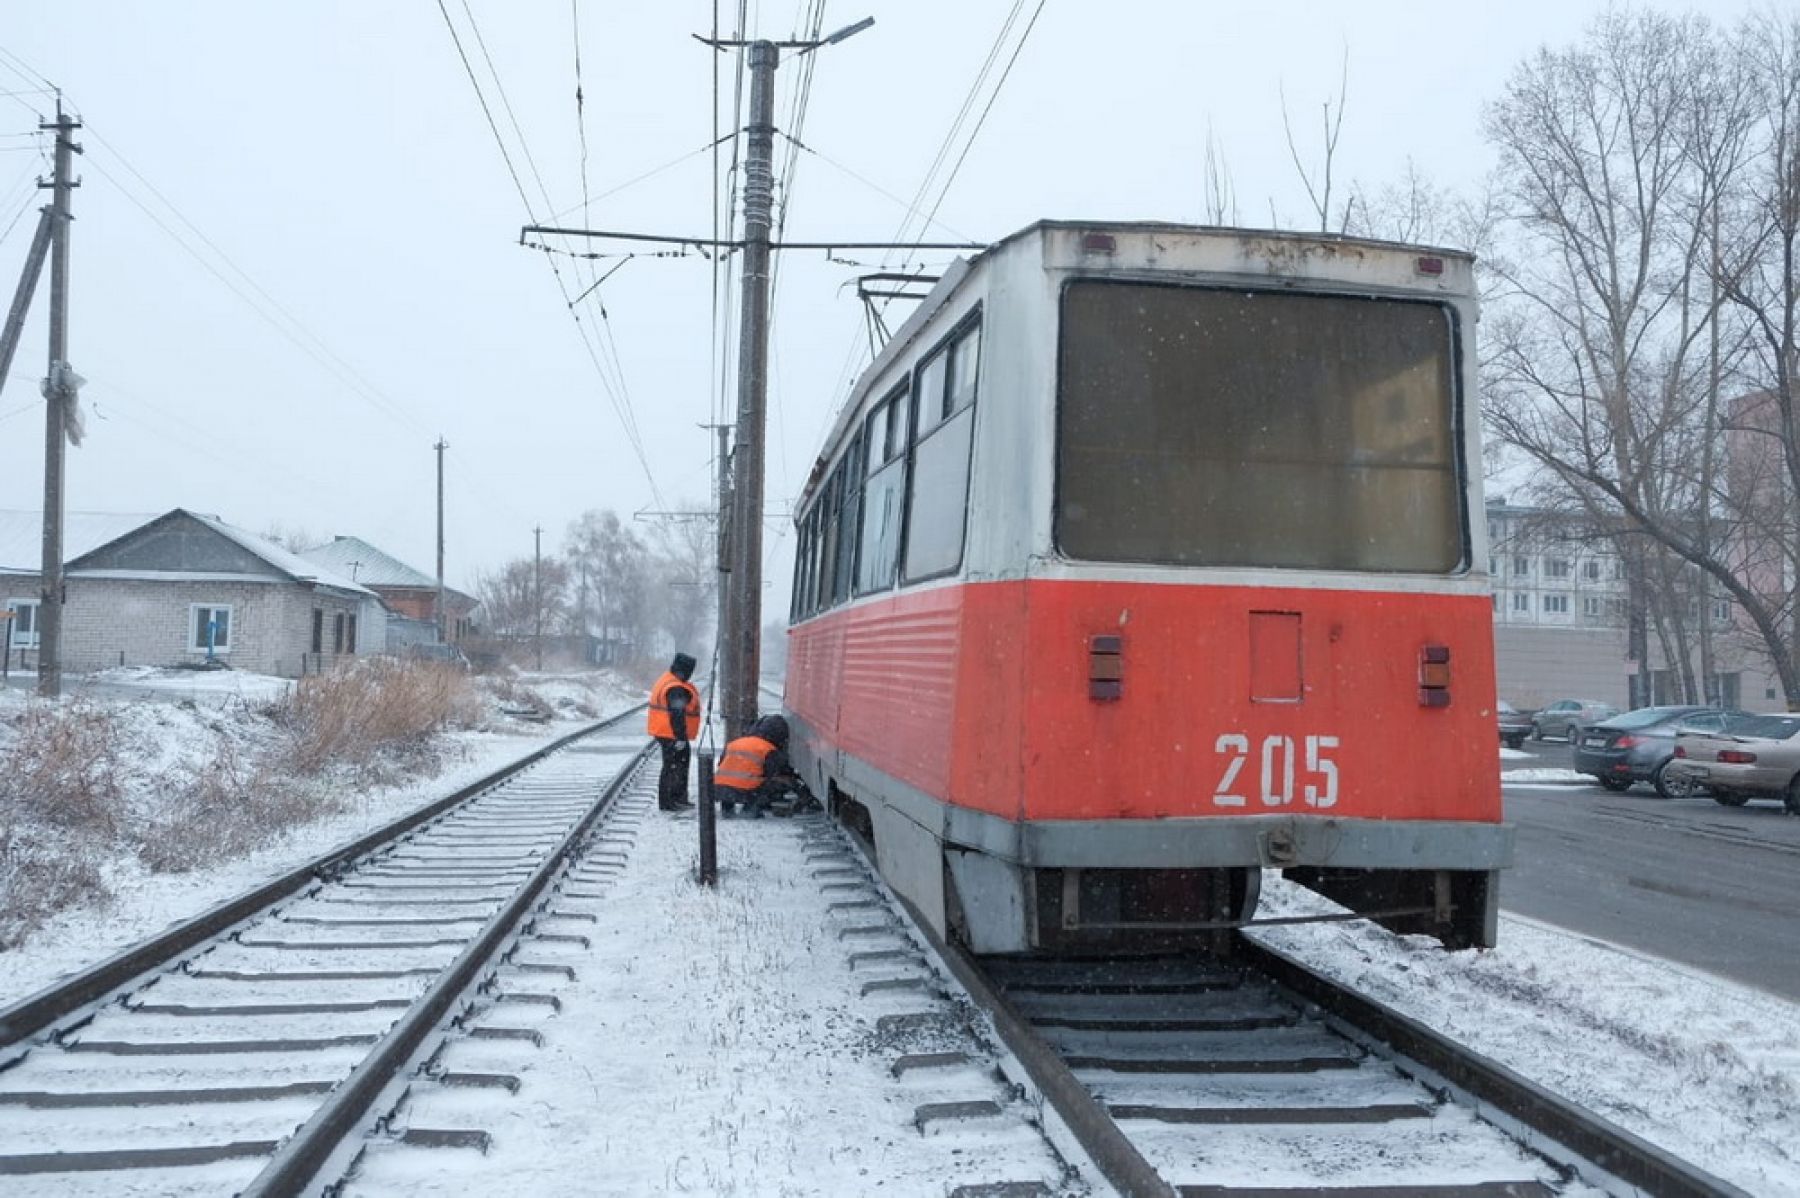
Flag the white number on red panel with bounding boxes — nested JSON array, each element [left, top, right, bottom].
[[1212, 734, 1338, 809]]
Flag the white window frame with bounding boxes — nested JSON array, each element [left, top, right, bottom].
[[188, 603, 234, 654], [1511, 592, 1530, 613], [1582, 596, 1602, 618], [5, 597, 38, 648], [1543, 593, 1569, 615]]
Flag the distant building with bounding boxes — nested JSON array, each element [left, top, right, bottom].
[[1485, 499, 1781, 711], [297, 535, 475, 648], [2, 508, 378, 678]]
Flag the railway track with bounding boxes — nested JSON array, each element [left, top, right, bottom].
[[850, 849, 1754, 1198], [0, 709, 652, 1196]]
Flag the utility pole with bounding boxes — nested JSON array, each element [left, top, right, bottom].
[[434, 437, 448, 645], [720, 39, 778, 740], [533, 525, 543, 671], [37, 103, 81, 699]]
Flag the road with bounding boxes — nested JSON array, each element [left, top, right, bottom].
[[1501, 737, 1800, 1000]]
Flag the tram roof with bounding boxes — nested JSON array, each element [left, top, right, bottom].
[[799, 220, 1476, 507]]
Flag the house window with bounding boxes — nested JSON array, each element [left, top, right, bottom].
[[1488, 556, 1498, 576], [311, 608, 324, 654], [333, 612, 346, 653], [346, 613, 357, 654], [1584, 559, 1601, 582], [1547, 558, 1571, 579], [1712, 599, 1731, 622], [5, 599, 38, 648], [1513, 555, 1530, 576], [1583, 596, 1602, 618], [1492, 594, 1500, 611], [1512, 592, 1530, 612], [190, 604, 232, 653], [1613, 560, 1626, 580], [1543, 594, 1569, 614]]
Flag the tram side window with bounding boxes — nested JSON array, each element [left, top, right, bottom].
[[832, 435, 863, 605], [858, 386, 909, 594], [815, 470, 840, 614], [790, 515, 808, 620], [903, 320, 980, 582]]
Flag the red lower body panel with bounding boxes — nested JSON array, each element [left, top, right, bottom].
[[787, 578, 1501, 828]]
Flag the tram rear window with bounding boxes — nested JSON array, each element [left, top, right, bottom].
[[1056, 281, 1463, 572]]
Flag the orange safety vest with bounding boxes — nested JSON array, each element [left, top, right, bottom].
[[647, 672, 701, 740], [715, 735, 776, 791]]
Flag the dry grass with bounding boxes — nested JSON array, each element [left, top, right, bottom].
[[280, 658, 482, 774], [135, 738, 340, 873], [0, 703, 124, 949]]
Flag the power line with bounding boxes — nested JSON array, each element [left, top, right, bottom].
[[432, 0, 664, 508], [905, 0, 1045, 270]]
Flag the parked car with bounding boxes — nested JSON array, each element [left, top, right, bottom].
[[1531, 698, 1619, 742], [1572, 705, 1746, 796], [1497, 700, 1534, 749], [1667, 713, 1800, 812]]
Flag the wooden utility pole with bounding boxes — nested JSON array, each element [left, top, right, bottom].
[[533, 525, 543, 671], [434, 437, 448, 644], [37, 104, 81, 699]]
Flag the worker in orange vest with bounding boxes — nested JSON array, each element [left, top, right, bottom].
[[715, 714, 814, 819], [647, 652, 701, 812]]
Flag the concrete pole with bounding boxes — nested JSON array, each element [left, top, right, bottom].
[[722, 40, 777, 740], [533, 525, 544, 671], [37, 106, 80, 699], [435, 437, 448, 644]]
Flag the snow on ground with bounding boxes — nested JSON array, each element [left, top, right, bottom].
[[0, 667, 643, 1008], [350, 788, 1072, 1197], [1253, 879, 1800, 1197], [1501, 767, 1589, 784], [82, 665, 296, 704], [513, 668, 643, 721], [1499, 746, 1535, 761]]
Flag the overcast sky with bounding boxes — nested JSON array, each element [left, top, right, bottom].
[[0, 1, 1762, 602]]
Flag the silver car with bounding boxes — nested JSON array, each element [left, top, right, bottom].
[[1668, 713, 1800, 811], [1531, 698, 1620, 742]]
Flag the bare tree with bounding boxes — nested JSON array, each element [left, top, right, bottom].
[[475, 557, 569, 640], [1279, 49, 1349, 232], [1201, 122, 1238, 226], [1481, 9, 1800, 702], [564, 510, 652, 658]]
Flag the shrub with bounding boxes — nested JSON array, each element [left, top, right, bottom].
[[0, 703, 123, 948], [280, 657, 481, 774], [136, 737, 338, 873]]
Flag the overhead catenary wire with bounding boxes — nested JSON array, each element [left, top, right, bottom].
[[455, 0, 641, 438], [432, 0, 665, 510]]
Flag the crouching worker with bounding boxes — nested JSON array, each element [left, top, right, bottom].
[[714, 714, 817, 819]]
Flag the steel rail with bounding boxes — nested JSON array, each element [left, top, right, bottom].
[[0, 704, 647, 1050], [883, 887, 1175, 1198], [1238, 937, 1751, 1198], [238, 739, 651, 1197]]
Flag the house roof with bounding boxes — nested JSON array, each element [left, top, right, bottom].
[[0, 510, 160, 575], [179, 512, 376, 596], [299, 535, 446, 591], [26, 508, 376, 597]]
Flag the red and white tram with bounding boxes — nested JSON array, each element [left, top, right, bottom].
[[784, 221, 1511, 953]]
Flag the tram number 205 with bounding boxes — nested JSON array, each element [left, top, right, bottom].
[[1212, 734, 1339, 809]]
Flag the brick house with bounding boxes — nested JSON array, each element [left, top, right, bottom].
[[3, 508, 380, 678], [298, 535, 476, 647]]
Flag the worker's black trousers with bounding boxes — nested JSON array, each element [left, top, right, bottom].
[[656, 737, 691, 808]]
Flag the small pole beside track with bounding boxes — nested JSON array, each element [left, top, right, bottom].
[[698, 751, 718, 886]]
